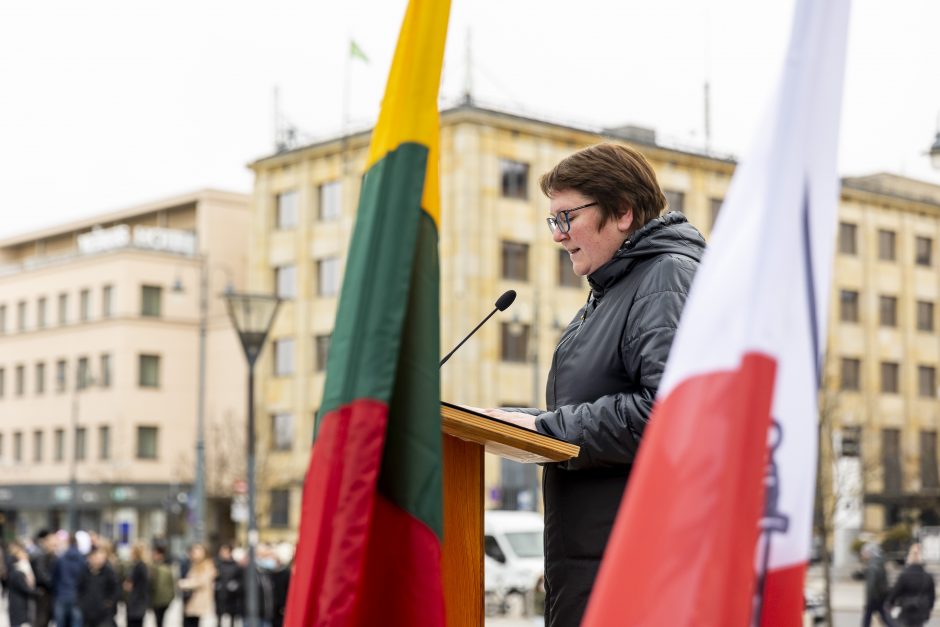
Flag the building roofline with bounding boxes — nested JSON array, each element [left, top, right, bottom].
[[0, 188, 250, 249], [247, 99, 737, 170], [842, 174, 940, 210]]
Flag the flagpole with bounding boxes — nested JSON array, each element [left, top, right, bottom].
[[342, 37, 352, 177]]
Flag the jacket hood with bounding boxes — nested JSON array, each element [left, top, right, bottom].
[[588, 212, 706, 297]]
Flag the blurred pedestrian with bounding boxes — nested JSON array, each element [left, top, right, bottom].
[[178, 543, 217, 627], [254, 544, 276, 627], [7, 542, 38, 627], [861, 542, 897, 627], [30, 529, 58, 627], [214, 543, 244, 627], [52, 533, 86, 627], [77, 546, 120, 627], [123, 543, 150, 627], [269, 543, 293, 627], [888, 543, 936, 627], [148, 545, 175, 627]]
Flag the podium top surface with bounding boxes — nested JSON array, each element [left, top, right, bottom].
[[441, 402, 580, 464]]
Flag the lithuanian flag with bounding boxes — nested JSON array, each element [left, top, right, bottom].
[[283, 0, 451, 625]]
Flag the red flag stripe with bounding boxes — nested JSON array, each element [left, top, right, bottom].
[[285, 399, 388, 626], [583, 353, 776, 626], [351, 494, 446, 626]]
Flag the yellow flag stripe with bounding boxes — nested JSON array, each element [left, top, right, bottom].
[[366, 0, 451, 228]]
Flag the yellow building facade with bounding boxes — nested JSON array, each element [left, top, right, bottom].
[[248, 103, 940, 544]]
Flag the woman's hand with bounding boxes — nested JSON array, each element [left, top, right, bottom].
[[482, 409, 537, 431]]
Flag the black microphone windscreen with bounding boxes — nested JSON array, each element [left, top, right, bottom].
[[495, 290, 517, 311]]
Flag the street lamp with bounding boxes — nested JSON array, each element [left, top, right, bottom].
[[173, 259, 234, 547], [223, 291, 281, 627], [68, 370, 95, 532]]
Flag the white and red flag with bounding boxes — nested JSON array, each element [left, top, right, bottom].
[[582, 0, 851, 625]]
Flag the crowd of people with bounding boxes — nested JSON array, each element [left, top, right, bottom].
[[0, 530, 293, 627]]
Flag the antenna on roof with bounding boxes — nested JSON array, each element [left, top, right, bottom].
[[463, 27, 474, 105], [273, 86, 298, 153]]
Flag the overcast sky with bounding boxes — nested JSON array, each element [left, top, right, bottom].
[[1, 0, 938, 239]]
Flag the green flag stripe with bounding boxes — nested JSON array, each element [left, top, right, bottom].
[[378, 210, 442, 537], [319, 142, 429, 416], [317, 141, 442, 537]]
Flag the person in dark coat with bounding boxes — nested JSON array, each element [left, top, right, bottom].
[[30, 530, 58, 627], [483, 143, 705, 627], [214, 543, 244, 626], [122, 543, 150, 627], [76, 547, 120, 627], [52, 534, 86, 627], [6, 542, 38, 627], [861, 542, 897, 627], [889, 543, 936, 627]]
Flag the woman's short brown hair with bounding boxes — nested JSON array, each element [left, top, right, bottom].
[[539, 143, 667, 234]]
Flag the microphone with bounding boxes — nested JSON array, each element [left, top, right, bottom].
[[440, 290, 516, 367]]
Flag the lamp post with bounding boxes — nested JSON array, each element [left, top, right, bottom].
[[223, 291, 281, 627], [68, 370, 95, 532]]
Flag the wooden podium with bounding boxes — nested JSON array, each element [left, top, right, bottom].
[[439, 402, 579, 627]]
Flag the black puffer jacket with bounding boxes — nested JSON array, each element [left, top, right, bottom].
[[513, 212, 705, 626]]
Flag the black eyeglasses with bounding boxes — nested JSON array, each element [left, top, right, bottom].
[[546, 202, 598, 234]]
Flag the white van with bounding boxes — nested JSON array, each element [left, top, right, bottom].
[[484, 510, 544, 616]]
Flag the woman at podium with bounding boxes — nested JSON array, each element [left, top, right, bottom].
[[485, 143, 706, 627]]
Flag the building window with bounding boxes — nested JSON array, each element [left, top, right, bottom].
[[56, 360, 67, 393], [920, 430, 939, 490], [317, 258, 340, 297], [838, 222, 857, 255], [35, 362, 45, 395], [501, 321, 529, 363], [878, 229, 896, 261], [13, 431, 22, 463], [558, 249, 581, 288], [102, 285, 114, 318], [54, 429, 65, 462], [709, 198, 723, 230], [276, 190, 299, 229], [100, 354, 112, 388], [58, 293, 68, 325], [882, 428, 902, 494], [314, 334, 331, 372], [17, 300, 26, 331], [319, 180, 342, 220], [80, 289, 91, 321], [499, 159, 529, 200], [75, 427, 87, 462], [136, 426, 158, 459], [141, 285, 162, 317], [33, 430, 43, 462], [0, 367, 5, 398], [840, 426, 861, 457], [0, 304, 6, 333], [501, 241, 529, 281], [99, 425, 110, 461], [881, 362, 900, 394], [841, 358, 861, 391], [15, 364, 25, 396], [879, 295, 897, 327], [273, 338, 295, 376], [664, 190, 685, 213], [271, 413, 294, 451], [919, 366, 936, 398], [0, 433, 3, 462], [139, 354, 161, 388], [76, 357, 91, 390], [270, 489, 291, 528], [916, 236, 933, 266], [37, 297, 47, 328], [839, 290, 859, 323], [275, 265, 297, 299], [918, 301, 935, 332]]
